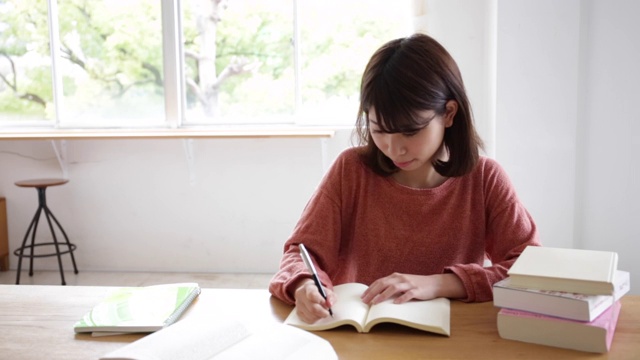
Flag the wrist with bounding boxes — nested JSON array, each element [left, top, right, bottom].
[[436, 273, 466, 299], [289, 277, 314, 298]]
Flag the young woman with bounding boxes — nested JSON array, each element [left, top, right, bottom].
[[269, 33, 540, 324]]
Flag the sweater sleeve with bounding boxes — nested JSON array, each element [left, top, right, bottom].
[[268, 156, 345, 305], [445, 159, 541, 302]]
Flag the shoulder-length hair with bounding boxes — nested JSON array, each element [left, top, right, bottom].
[[354, 33, 484, 177]]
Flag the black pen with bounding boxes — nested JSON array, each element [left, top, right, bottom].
[[299, 244, 333, 317]]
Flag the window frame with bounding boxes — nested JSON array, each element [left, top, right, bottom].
[[0, 0, 410, 138]]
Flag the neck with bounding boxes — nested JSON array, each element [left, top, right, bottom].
[[392, 165, 447, 189], [392, 146, 449, 189]]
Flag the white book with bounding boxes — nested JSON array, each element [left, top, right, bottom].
[[507, 246, 618, 295], [100, 317, 337, 360], [493, 270, 630, 321]]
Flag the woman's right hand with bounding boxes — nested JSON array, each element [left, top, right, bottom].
[[293, 278, 337, 323]]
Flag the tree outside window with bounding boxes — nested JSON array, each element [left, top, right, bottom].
[[0, 0, 411, 128]]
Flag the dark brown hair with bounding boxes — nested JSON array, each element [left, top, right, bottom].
[[355, 33, 484, 177]]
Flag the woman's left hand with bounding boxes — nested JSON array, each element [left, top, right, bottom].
[[361, 273, 465, 305]]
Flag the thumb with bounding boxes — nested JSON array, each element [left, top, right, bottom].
[[326, 289, 338, 307]]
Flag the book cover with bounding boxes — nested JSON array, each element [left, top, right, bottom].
[[497, 300, 621, 353], [493, 270, 630, 321], [74, 283, 201, 335], [284, 283, 450, 336], [507, 246, 618, 295]]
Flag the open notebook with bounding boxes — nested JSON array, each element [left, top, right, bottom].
[[285, 283, 450, 335]]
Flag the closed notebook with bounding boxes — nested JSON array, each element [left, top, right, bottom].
[[497, 300, 621, 353], [74, 283, 201, 335], [507, 246, 618, 295], [493, 270, 630, 321]]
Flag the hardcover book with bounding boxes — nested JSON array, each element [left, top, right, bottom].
[[497, 300, 621, 353], [493, 270, 630, 321], [284, 282, 450, 335], [507, 246, 618, 295], [74, 283, 201, 335]]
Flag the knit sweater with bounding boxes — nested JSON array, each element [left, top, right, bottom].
[[269, 147, 540, 304]]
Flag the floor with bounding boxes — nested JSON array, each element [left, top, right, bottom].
[[0, 269, 274, 289]]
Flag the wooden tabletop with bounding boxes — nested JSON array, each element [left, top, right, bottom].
[[0, 285, 638, 359]]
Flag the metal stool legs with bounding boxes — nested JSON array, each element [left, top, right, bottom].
[[14, 186, 78, 285]]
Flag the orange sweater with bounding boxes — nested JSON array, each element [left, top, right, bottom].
[[269, 147, 540, 304]]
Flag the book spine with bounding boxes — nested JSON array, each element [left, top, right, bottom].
[[498, 301, 622, 353], [164, 287, 202, 327], [499, 300, 621, 328], [605, 301, 621, 349], [493, 286, 591, 321]]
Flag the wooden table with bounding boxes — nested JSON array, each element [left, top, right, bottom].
[[0, 285, 638, 359]]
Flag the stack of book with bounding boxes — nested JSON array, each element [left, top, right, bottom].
[[493, 246, 630, 353]]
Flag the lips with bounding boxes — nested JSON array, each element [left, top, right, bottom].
[[393, 160, 414, 168]]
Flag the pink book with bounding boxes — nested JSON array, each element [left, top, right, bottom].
[[497, 300, 621, 353]]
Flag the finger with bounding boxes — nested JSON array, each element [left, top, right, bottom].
[[372, 282, 410, 304], [297, 299, 329, 323], [361, 280, 385, 304], [393, 289, 418, 304], [309, 303, 332, 322], [305, 284, 334, 315], [295, 286, 326, 323], [304, 282, 326, 300], [306, 288, 333, 315], [363, 273, 404, 302], [326, 289, 338, 308]]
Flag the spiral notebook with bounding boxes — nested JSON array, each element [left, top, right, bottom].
[[73, 283, 201, 336]]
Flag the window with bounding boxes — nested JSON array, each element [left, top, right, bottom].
[[0, 0, 412, 130]]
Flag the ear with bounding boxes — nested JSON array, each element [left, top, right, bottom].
[[443, 100, 458, 128]]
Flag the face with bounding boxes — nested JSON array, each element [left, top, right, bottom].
[[368, 102, 456, 174]]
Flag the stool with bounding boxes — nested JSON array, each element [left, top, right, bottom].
[[14, 178, 78, 285], [0, 197, 8, 271]]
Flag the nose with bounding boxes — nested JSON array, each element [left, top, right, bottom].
[[386, 134, 407, 157]]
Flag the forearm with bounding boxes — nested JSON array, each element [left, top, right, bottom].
[[269, 242, 335, 304], [434, 273, 467, 299]]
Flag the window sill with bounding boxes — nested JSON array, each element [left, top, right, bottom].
[[0, 126, 336, 140]]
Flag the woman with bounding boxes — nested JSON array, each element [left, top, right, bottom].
[[269, 33, 540, 324]]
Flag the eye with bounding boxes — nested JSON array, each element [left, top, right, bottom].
[[369, 124, 385, 134], [402, 129, 421, 137]]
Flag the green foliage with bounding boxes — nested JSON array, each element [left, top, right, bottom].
[[0, 0, 409, 124], [0, 0, 50, 117]]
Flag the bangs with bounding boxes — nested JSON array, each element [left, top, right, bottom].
[[364, 81, 432, 133], [360, 49, 444, 134]]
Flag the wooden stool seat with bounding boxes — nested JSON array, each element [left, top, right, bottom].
[[15, 178, 70, 188], [14, 178, 78, 285]]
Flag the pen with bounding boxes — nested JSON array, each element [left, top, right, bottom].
[[299, 243, 333, 317]]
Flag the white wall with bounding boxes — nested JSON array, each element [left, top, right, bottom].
[[0, 135, 350, 273], [420, 0, 497, 157], [496, 0, 581, 249], [0, 1, 638, 293], [495, 0, 639, 294], [575, 0, 640, 273]]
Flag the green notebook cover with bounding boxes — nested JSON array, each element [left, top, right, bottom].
[[74, 283, 201, 334]]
